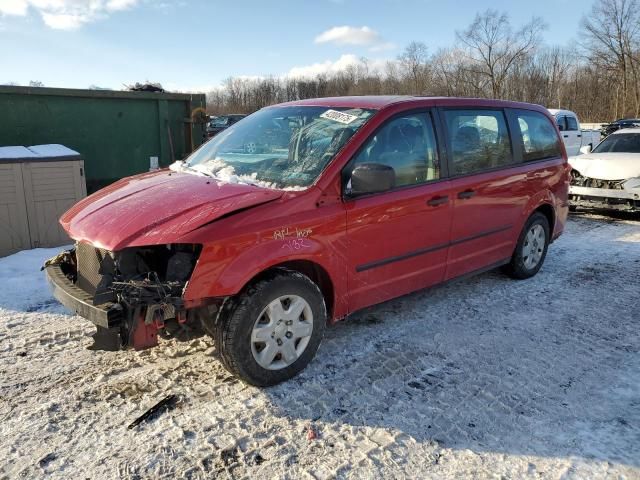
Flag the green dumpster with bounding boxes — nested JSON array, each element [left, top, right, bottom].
[[0, 86, 207, 193]]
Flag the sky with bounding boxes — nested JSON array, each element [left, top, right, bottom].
[[0, 0, 591, 92]]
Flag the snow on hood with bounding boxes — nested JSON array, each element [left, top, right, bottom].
[[569, 153, 640, 180], [60, 170, 283, 251]]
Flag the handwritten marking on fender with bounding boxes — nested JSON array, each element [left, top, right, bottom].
[[272, 227, 313, 241], [281, 238, 311, 250]]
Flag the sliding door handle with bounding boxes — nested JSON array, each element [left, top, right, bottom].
[[426, 195, 449, 206], [457, 189, 476, 200]]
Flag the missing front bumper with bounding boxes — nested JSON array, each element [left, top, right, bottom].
[[569, 186, 640, 211], [44, 247, 212, 351], [45, 263, 123, 329]]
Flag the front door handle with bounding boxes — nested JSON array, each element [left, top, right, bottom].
[[457, 189, 476, 199], [563, 134, 569, 138], [427, 195, 449, 206]]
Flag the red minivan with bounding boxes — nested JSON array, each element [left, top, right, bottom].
[[45, 96, 570, 386]]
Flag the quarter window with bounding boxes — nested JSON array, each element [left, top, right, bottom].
[[443, 110, 513, 175], [349, 112, 440, 188], [516, 111, 562, 162]]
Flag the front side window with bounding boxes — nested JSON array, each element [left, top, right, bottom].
[[556, 116, 567, 131], [347, 112, 440, 189], [184, 106, 374, 189], [443, 109, 513, 175], [516, 111, 562, 162], [592, 132, 640, 153]]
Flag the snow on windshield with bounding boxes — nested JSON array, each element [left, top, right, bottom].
[[170, 159, 307, 190], [181, 106, 374, 190]]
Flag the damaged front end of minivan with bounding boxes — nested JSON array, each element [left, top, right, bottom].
[[44, 242, 221, 351]]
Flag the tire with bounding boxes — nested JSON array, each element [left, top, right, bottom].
[[569, 205, 577, 212], [503, 212, 550, 280], [215, 269, 326, 386]]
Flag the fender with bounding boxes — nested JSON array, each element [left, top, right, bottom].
[[518, 159, 570, 240], [183, 234, 349, 320], [519, 189, 560, 240], [180, 188, 350, 320]]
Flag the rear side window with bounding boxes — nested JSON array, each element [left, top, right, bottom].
[[516, 111, 562, 162], [443, 109, 513, 176], [556, 116, 566, 131], [349, 112, 440, 188], [566, 116, 578, 131]]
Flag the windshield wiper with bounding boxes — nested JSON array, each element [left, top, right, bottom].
[[173, 161, 215, 178]]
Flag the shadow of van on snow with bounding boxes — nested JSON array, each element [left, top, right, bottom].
[[261, 263, 640, 468]]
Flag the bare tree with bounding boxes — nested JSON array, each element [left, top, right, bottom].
[[397, 41, 430, 93], [203, 2, 640, 123], [582, 0, 640, 117], [456, 10, 546, 98]]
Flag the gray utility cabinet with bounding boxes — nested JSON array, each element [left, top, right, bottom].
[[0, 144, 86, 257]]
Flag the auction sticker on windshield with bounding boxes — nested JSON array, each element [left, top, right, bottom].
[[320, 109, 359, 124]]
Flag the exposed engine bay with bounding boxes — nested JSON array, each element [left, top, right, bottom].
[[45, 243, 221, 351], [570, 170, 640, 211]]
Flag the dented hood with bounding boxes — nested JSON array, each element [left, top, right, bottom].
[[61, 170, 282, 251], [569, 153, 640, 180]]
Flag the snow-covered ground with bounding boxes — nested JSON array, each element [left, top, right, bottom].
[[0, 213, 638, 479]]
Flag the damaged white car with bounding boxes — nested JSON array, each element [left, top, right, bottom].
[[569, 128, 640, 211]]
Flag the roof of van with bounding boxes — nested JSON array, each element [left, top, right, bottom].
[[276, 95, 550, 112]]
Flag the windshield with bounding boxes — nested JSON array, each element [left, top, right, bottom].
[[210, 117, 229, 127], [593, 133, 640, 154], [185, 106, 375, 189]]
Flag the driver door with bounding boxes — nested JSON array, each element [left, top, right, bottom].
[[343, 111, 453, 313]]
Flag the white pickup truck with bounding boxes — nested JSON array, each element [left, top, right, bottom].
[[548, 109, 601, 156]]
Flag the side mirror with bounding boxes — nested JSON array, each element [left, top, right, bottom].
[[349, 163, 395, 196], [579, 145, 592, 155]]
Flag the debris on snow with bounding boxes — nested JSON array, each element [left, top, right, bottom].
[[307, 424, 318, 441], [127, 394, 179, 429], [38, 453, 57, 469]]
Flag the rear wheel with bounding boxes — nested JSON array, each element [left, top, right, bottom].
[[215, 269, 326, 386], [503, 212, 550, 280]]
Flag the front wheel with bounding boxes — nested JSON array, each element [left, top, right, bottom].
[[215, 269, 326, 386], [503, 212, 550, 280]]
